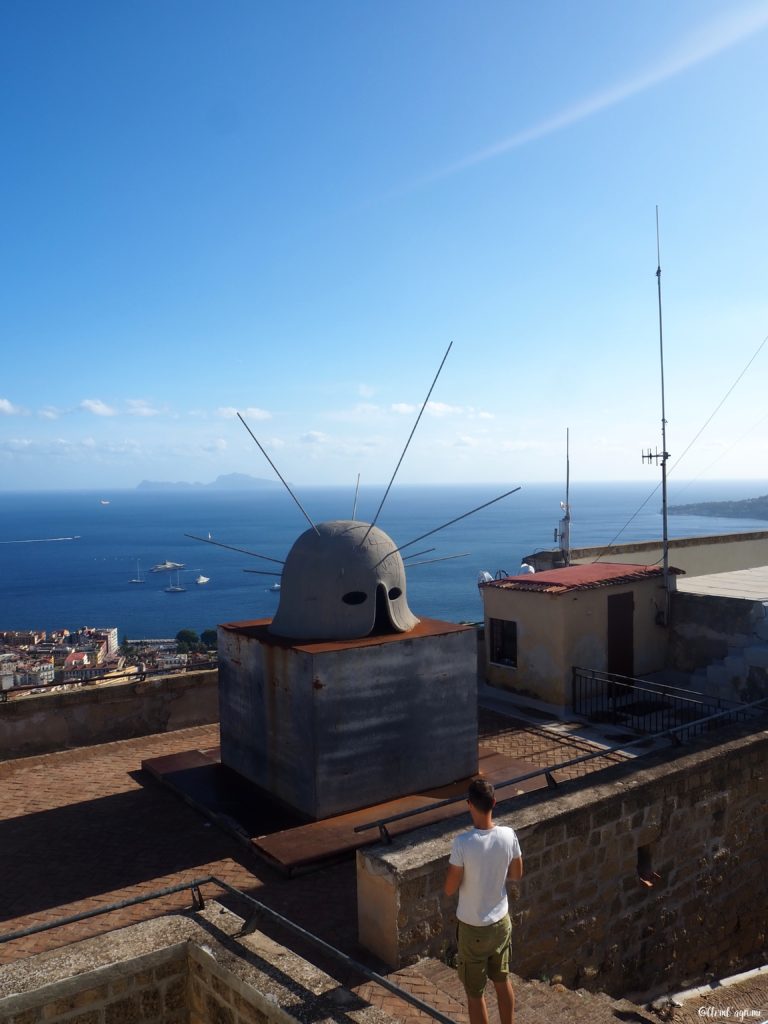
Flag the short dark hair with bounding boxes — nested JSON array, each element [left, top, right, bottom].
[[468, 778, 495, 813]]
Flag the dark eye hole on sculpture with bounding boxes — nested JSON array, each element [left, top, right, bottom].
[[388, 587, 402, 600], [342, 591, 368, 605]]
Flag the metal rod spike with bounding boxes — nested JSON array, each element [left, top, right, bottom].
[[237, 412, 319, 535], [185, 533, 284, 565], [360, 341, 453, 546]]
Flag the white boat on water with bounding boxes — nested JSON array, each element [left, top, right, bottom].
[[100, 499, 110, 506], [129, 560, 145, 584], [164, 573, 186, 593], [268, 582, 281, 592], [195, 574, 210, 585], [151, 560, 185, 572]]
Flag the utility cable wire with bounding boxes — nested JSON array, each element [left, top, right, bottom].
[[666, 330, 768, 478], [670, 404, 768, 499], [593, 328, 768, 562]]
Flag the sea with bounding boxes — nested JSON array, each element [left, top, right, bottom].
[[1, 480, 767, 640]]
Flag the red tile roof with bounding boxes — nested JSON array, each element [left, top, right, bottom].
[[480, 562, 683, 594]]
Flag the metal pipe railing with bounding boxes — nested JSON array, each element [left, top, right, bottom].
[[354, 693, 768, 838], [0, 878, 208, 944], [0, 875, 458, 1024]]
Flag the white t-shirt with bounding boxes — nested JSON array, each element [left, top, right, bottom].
[[449, 825, 522, 927]]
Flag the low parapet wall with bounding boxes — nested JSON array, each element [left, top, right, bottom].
[[527, 530, 768, 576], [0, 670, 218, 760], [0, 902, 395, 1024], [357, 726, 768, 999]]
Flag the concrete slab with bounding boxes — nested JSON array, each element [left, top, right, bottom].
[[676, 565, 768, 600], [143, 744, 547, 874]]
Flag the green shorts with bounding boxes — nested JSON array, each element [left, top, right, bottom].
[[456, 915, 512, 998]]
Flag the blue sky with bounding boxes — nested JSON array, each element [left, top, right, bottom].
[[2, 0, 768, 490]]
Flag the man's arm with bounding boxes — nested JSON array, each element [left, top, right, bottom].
[[444, 863, 464, 896], [507, 856, 523, 882]]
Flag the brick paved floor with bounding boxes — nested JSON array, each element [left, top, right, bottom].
[[478, 708, 630, 779], [669, 972, 768, 1023], [0, 713, 643, 1023]]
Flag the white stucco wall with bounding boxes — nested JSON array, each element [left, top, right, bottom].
[[482, 578, 668, 706]]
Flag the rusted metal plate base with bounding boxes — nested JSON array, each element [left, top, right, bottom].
[[142, 746, 545, 875]]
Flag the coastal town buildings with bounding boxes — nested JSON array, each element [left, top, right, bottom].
[[0, 626, 203, 694]]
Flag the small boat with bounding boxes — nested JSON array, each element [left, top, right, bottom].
[[268, 582, 281, 592], [99, 499, 110, 506], [151, 560, 185, 572], [164, 572, 186, 593], [195, 574, 210, 585], [129, 560, 145, 584]]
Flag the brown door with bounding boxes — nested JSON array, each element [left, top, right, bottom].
[[607, 591, 634, 677]]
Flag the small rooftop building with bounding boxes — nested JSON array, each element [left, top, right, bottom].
[[479, 562, 682, 706]]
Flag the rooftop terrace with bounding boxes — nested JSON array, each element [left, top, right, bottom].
[[2, 685, 766, 1024]]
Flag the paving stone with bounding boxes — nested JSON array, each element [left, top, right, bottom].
[[1, 713, 645, 1023]]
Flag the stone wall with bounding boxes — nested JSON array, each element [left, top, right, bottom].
[[668, 592, 768, 702], [0, 945, 190, 1024], [357, 726, 768, 999], [0, 904, 396, 1024], [0, 670, 218, 760]]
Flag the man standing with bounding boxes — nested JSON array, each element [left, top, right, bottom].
[[444, 779, 523, 1024]]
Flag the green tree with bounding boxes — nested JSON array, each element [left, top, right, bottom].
[[200, 629, 218, 650], [176, 629, 199, 653]]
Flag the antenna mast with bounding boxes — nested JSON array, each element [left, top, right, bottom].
[[557, 427, 571, 565], [642, 206, 671, 624]]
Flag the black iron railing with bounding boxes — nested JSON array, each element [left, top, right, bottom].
[[571, 667, 764, 739]]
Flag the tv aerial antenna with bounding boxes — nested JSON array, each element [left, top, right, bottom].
[[642, 206, 671, 625]]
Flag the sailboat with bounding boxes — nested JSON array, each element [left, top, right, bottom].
[[129, 560, 144, 584], [164, 572, 186, 593], [195, 574, 210, 585]]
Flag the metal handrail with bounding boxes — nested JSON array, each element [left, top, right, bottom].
[[0, 875, 457, 1024], [0, 878, 209, 943], [353, 694, 768, 839], [576, 668, 747, 707]]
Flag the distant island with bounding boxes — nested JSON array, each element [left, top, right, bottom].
[[668, 494, 768, 520], [136, 473, 283, 492]]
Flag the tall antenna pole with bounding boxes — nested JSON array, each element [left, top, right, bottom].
[[643, 206, 671, 624], [562, 428, 571, 565]]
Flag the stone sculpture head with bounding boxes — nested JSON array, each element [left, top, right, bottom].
[[269, 519, 419, 641]]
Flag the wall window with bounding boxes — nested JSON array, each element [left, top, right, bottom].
[[489, 618, 517, 667]]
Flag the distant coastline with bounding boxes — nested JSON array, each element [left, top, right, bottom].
[[668, 494, 768, 520], [136, 473, 283, 492]]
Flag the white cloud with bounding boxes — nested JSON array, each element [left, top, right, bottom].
[[0, 398, 22, 415], [80, 398, 116, 417], [217, 406, 271, 421], [0, 437, 34, 452], [358, 384, 376, 398], [203, 438, 228, 453], [300, 431, 328, 445], [391, 400, 474, 418], [426, 401, 464, 417], [416, 4, 768, 185], [326, 403, 382, 422], [126, 399, 160, 417], [39, 406, 60, 420]]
